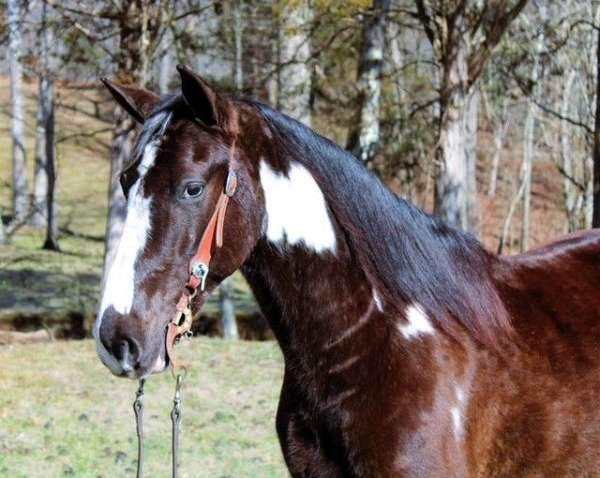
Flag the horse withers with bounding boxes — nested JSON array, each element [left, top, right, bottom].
[[95, 65, 600, 477]]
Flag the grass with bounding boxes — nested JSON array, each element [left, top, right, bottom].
[[0, 337, 287, 477]]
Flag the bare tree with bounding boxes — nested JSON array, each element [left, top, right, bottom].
[[487, 98, 510, 197], [233, 0, 244, 92], [414, 0, 528, 230], [277, 0, 313, 126], [33, 0, 59, 250], [347, 0, 391, 165], [8, 0, 29, 223], [0, 209, 7, 246], [219, 278, 238, 339], [594, 21, 600, 227], [158, 28, 174, 94]]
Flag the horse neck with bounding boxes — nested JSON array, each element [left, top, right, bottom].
[[242, 233, 386, 367], [239, 153, 391, 373]]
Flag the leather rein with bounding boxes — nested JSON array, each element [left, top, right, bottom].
[[133, 141, 238, 478]]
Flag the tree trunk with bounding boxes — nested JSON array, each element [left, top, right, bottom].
[[560, 71, 580, 232], [498, 162, 526, 255], [593, 23, 600, 227], [8, 0, 29, 223], [33, 0, 59, 250], [0, 209, 7, 246], [233, 0, 244, 91], [158, 30, 173, 94], [347, 0, 391, 165], [488, 99, 509, 197], [41, 78, 58, 251], [139, 0, 151, 88], [465, 87, 480, 235], [277, 0, 313, 126], [521, 98, 535, 252], [434, 13, 472, 230], [219, 276, 238, 340], [520, 11, 544, 250]]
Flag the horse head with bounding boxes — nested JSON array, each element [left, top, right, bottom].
[[94, 66, 265, 378]]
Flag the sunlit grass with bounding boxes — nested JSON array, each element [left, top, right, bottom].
[[0, 337, 287, 477]]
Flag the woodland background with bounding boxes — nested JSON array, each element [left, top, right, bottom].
[[1, 0, 600, 475], [2, 0, 600, 340]]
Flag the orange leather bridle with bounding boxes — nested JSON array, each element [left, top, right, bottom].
[[165, 147, 238, 371]]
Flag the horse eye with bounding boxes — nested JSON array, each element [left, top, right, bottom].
[[182, 182, 204, 199]]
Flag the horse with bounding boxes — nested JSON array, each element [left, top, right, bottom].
[[94, 64, 600, 477]]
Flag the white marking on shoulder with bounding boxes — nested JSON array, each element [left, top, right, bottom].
[[259, 161, 336, 253], [398, 303, 434, 339], [96, 142, 157, 325], [373, 289, 383, 312]]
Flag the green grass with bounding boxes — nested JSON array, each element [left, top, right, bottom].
[[0, 337, 287, 477]]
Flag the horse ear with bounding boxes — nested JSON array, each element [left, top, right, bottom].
[[177, 64, 225, 128], [101, 78, 160, 124]]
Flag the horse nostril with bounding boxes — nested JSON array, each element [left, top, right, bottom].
[[119, 337, 141, 371]]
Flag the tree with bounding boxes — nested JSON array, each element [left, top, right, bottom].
[[594, 21, 600, 228], [33, 0, 59, 250], [219, 278, 238, 339], [8, 0, 29, 223], [347, 0, 391, 166], [277, 0, 313, 126], [0, 210, 7, 246], [414, 0, 528, 230], [233, 0, 244, 92]]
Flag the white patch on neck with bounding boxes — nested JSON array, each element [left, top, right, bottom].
[[398, 304, 434, 340], [259, 161, 336, 253], [96, 142, 157, 326], [372, 289, 384, 312], [451, 387, 465, 440]]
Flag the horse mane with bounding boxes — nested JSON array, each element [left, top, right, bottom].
[[251, 101, 511, 348]]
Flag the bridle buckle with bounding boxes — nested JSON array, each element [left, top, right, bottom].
[[191, 262, 209, 291]]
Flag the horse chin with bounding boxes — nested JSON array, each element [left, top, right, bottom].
[[150, 351, 168, 375]]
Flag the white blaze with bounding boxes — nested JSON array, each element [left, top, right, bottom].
[[95, 142, 157, 334], [260, 161, 336, 253], [398, 303, 435, 340]]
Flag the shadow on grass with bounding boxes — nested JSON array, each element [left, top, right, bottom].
[[0, 268, 100, 311]]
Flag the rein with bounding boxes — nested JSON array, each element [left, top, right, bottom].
[[132, 141, 238, 478]]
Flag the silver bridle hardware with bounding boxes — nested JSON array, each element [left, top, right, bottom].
[[191, 262, 209, 291]]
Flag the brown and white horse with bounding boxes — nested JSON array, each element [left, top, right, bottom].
[[95, 65, 600, 477]]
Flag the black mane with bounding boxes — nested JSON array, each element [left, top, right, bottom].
[[252, 102, 510, 346]]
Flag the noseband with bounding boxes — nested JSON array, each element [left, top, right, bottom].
[[133, 141, 238, 478]]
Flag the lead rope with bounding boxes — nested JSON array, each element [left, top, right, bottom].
[[133, 374, 185, 478], [170, 372, 185, 478], [133, 379, 145, 478]]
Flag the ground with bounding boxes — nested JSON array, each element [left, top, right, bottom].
[[0, 337, 286, 477]]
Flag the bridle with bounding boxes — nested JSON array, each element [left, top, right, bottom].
[[132, 140, 238, 478], [166, 165, 238, 370]]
